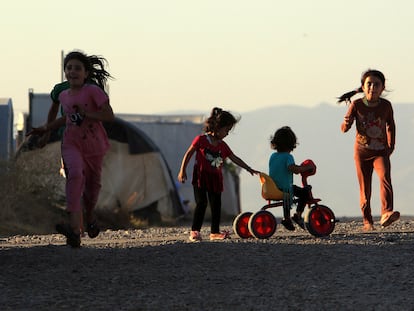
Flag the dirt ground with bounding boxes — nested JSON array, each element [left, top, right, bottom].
[[1, 217, 414, 311], [3, 131, 413, 310]]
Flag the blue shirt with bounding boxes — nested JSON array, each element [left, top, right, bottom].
[[269, 152, 294, 194]]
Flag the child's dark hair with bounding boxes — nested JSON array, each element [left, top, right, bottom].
[[64, 50, 113, 92], [270, 126, 297, 152], [204, 107, 239, 133], [337, 69, 386, 104]]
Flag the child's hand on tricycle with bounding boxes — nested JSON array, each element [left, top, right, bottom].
[[246, 167, 260, 176], [300, 159, 317, 176]]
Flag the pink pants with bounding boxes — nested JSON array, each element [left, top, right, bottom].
[[62, 146, 104, 213], [354, 145, 393, 225]]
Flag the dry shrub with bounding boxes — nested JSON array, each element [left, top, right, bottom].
[[0, 142, 66, 236]]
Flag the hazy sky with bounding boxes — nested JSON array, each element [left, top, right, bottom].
[[2, 0, 414, 116]]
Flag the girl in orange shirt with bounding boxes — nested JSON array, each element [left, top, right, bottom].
[[338, 69, 399, 231]]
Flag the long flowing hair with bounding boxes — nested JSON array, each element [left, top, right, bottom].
[[63, 50, 113, 92]]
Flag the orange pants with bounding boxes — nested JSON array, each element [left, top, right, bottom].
[[354, 145, 393, 225]]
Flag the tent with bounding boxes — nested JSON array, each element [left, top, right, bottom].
[[99, 118, 184, 222], [19, 117, 185, 224]]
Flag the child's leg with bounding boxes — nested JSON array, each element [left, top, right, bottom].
[[69, 211, 83, 235], [282, 192, 291, 219], [82, 155, 104, 224], [192, 187, 208, 231], [62, 147, 85, 234], [281, 193, 295, 231], [208, 191, 222, 234], [354, 149, 374, 225], [373, 154, 393, 215], [293, 185, 309, 216]]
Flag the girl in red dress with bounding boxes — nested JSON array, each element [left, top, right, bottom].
[[178, 107, 258, 241]]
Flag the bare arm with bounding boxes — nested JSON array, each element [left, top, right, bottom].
[[26, 116, 66, 136], [47, 101, 60, 123], [341, 103, 355, 133], [387, 114, 396, 155], [36, 101, 61, 147], [47, 116, 67, 131], [228, 153, 258, 175], [288, 163, 315, 175], [177, 145, 196, 183]]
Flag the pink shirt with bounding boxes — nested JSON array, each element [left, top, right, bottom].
[[59, 84, 110, 156]]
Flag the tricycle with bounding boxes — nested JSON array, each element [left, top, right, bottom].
[[233, 159, 336, 239]]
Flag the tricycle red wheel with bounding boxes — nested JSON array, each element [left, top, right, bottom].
[[304, 205, 335, 237], [233, 212, 253, 238], [248, 210, 277, 239]]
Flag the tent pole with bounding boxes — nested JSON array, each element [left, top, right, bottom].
[[61, 50, 64, 82]]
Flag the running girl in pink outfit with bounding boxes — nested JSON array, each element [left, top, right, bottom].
[[178, 107, 258, 242], [28, 50, 114, 247], [338, 69, 399, 231]]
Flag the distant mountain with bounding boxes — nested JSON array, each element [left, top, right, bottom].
[[225, 103, 414, 218]]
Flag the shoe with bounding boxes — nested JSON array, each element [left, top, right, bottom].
[[292, 213, 305, 229], [56, 223, 81, 248], [281, 219, 295, 231], [189, 230, 202, 242], [87, 220, 100, 239], [380, 211, 400, 227], [363, 223, 375, 232], [210, 230, 231, 241]]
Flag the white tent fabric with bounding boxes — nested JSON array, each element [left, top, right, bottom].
[[98, 141, 177, 220], [98, 117, 183, 221]]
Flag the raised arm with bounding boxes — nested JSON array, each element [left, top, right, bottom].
[[228, 153, 258, 175]]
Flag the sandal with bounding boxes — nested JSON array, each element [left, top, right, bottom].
[[189, 230, 202, 242], [87, 220, 100, 239], [210, 230, 231, 241], [56, 223, 81, 248], [380, 211, 400, 228]]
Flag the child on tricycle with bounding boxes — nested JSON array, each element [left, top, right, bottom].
[[233, 126, 336, 238]]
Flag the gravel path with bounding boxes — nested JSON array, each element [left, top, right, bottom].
[[1, 218, 414, 311]]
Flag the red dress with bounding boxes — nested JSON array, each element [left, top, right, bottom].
[[191, 134, 233, 193]]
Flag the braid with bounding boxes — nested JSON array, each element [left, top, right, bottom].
[[337, 87, 363, 104], [338, 69, 386, 104]]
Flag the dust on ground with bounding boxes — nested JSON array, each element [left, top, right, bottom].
[[1, 218, 414, 311]]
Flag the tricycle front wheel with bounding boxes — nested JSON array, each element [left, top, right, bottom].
[[304, 205, 335, 237]]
